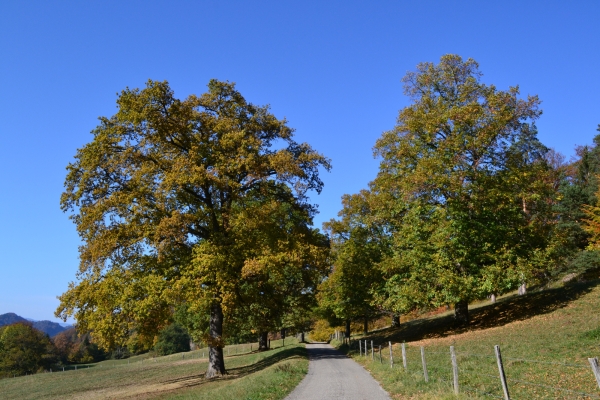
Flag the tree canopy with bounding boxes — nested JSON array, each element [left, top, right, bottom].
[[369, 55, 555, 324], [0, 323, 58, 377], [319, 189, 386, 335], [56, 79, 330, 377]]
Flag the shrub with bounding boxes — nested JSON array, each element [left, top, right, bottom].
[[0, 322, 58, 376], [309, 319, 333, 342], [154, 323, 191, 356], [53, 328, 107, 364]]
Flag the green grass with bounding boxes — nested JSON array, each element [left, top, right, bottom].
[[336, 280, 600, 399], [0, 338, 307, 400]]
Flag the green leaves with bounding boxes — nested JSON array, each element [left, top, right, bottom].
[[0, 323, 58, 376], [319, 190, 386, 325], [371, 55, 554, 317], [56, 79, 330, 358]]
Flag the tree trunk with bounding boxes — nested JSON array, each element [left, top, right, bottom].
[[363, 316, 368, 335], [391, 314, 400, 328], [280, 328, 286, 339], [345, 319, 351, 338], [205, 302, 226, 378], [258, 331, 269, 351], [300, 332, 304, 342], [454, 300, 469, 325], [490, 294, 496, 303], [518, 283, 527, 295]]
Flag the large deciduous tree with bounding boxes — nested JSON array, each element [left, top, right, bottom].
[[319, 190, 386, 336], [373, 55, 554, 324], [56, 79, 330, 377]]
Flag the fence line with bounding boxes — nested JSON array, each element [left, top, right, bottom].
[[343, 338, 600, 399]]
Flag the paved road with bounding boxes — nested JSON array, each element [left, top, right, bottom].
[[285, 343, 391, 400]]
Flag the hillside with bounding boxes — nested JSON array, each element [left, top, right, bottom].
[[32, 320, 69, 337], [339, 279, 600, 399], [0, 312, 26, 326], [0, 313, 69, 337], [0, 338, 307, 400]]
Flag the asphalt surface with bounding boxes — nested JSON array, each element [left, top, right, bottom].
[[285, 343, 391, 400]]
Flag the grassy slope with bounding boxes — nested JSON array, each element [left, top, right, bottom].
[[337, 280, 600, 399], [0, 338, 307, 400]]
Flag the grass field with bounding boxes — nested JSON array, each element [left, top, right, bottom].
[[0, 338, 308, 400], [335, 279, 600, 399]]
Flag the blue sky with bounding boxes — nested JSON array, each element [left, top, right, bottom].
[[1, 1, 598, 322]]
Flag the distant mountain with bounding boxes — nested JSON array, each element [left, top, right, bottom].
[[0, 312, 27, 326], [33, 320, 70, 337], [0, 313, 71, 337]]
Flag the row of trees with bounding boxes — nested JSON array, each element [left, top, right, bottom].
[[56, 80, 329, 377], [318, 55, 600, 331], [55, 55, 600, 379], [0, 321, 195, 377]]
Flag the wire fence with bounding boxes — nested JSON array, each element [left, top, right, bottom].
[[342, 337, 600, 399]]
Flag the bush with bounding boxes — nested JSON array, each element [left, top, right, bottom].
[[0, 322, 58, 376], [53, 328, 107, 364], [154, 323, 191, 356], [309, 319, 333, 342]]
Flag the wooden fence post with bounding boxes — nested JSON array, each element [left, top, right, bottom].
[[589, 357, 600, 389], [371, 340, 374, 360], [379, 345, 383, 363], [421, 346, 429, 382], [389, 341, 394, 368], [402, 342, 407, 370], [359, 340, 362, 356], [450, 346, 459, 395], [494, 345, 510, 400]]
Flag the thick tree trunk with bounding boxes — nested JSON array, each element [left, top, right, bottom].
[[345, 319, 351, 338], [454, 300, 469, 325], [490, 294, 497, 303], [205, 302, 226, 378], [258, 331, 269, 351], [280, 328, 286, 339], [518, 283, 527, 295], [299, 332, 305, 342], [363, 316, 368, 335], [391, 314, 400, 328]]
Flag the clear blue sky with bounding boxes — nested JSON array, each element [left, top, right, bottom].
[[1, 1, 598, 322]]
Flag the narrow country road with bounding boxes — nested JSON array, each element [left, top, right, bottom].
[[285, 343, 391, 400]]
